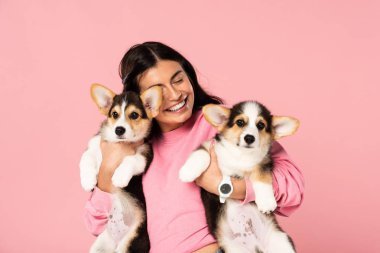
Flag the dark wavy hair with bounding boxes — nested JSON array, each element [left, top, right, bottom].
[[119, 41, 223, 137]]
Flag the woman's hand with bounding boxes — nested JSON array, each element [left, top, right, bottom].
[[97, 140, 143, 193], [195, 141, 247, 200], [195, 142, 222, 195]]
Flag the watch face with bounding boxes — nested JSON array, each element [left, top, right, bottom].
[[220, 183, 232, 194]]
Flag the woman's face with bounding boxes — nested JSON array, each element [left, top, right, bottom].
[[138, 60, 195, 132]]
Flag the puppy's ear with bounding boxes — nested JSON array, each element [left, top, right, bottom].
[[140, 86, 163, 119], [202, 104, 231, 132], [90, 83, 116, 115], [272, 116, 300, 140]]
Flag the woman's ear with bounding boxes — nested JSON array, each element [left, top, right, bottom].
[[140, 86, 163, 119], [90, 83, 116, 115], [272, 116, 300, 140], [202, 104, 231, 132]]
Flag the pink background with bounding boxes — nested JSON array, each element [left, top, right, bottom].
[[1, 0, 379, 252]]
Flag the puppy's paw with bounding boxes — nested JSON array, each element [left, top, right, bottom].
[[81, 175, 97, 192], [255, 194, 277, 214], [179, 165, 198, 182], [179, 151, 210, 182], [112, 168, 133, 188]]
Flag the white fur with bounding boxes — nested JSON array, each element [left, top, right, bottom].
[[89, 230, 116, 253], [205, 106, 229, 125], [273, 117, 298, 139], [81, 137, 148, 251], [218, 200, 295, 253], [112, 145, 148, 188], [80, 135, 102, 191], [238, 102, 261, 148], [178, 101, 297, 252], [101, 101, 147, 143], [218, 218, 252, 253], [266, 231, 296, 253], [243, 102, 261, 120], [178, 129, 269, 182], [83, 86, 161, 253], [90, 191, 145, 253], [218, 202, 259, 253], [215, 138, 268, 177], [179, 146, 211, 182], [253, 181, 278, 213], [93, 85, 114, 109], [79, 135, 148, 190]]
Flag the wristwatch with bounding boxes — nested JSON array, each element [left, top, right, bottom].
[[218, 175, 233, 203]]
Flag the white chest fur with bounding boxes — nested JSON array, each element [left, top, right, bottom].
[[79, 134, 149, 191], [214, 139, 267, 177]]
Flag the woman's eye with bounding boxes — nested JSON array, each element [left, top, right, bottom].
[[236, 119, 245, 127], [129, 112, 139, 120], [257, 122, 265, 130], [112, 111, 119, 119], [173, 78, 183, 84]]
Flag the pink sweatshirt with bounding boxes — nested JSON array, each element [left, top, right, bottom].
[[84, 110, 304, 253]]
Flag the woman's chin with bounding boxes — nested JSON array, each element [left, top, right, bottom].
[[158, 110, 193, 132]]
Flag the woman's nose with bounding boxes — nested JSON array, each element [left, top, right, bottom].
[[165, 85, 181, 100]]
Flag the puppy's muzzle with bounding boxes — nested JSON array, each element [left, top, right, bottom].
[[115, 126, 126, 136], [244, 134, 255, 144]]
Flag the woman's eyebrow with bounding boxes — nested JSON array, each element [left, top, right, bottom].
[[170, 70, 183, 82]]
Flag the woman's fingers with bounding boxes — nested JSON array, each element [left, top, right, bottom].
[[99, 140, 139, 173]]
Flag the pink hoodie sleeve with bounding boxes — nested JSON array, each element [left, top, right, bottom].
[[83, 187, 113, 236], [242, 141, 305, 217]]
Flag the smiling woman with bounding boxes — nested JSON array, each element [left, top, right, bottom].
[[84, 42, 304, 253], [138, 60, 195, 132]]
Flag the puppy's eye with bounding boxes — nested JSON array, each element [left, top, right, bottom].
[[112, 111, 119, 119], [257, 121, 265, 130], [129, 112, 139, 120], [236, 119, 245, 128]]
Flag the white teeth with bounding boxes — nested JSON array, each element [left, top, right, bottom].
[[167, 98, 186, 112]]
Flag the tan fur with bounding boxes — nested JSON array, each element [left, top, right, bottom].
[[124, 105, 151, 138], [202, 104, 231, 132], [256, 116, 267, 127], [249, 163, 273, 184], [251, 116, 299, 185], [258, 129, 272, 151], [90, 83, 115, 115], [222, 114, 248, 145], [140, 86, 163, 119], [108, 105, 121, 125], [272, 116, 300, 140]]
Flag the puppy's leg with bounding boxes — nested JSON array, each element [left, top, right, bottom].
[[80, 136, 102, 192], [266, 230, 296, 253], [114, 192, 146, 253], [112, 151, 147, 188], [114, 226, 139, 253], [250, 168, 277, 213], [89, 231, 116, 253], [179, 146, 211, 182]]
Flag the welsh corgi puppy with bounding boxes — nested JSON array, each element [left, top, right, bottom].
[[179, 101, 299, 253], [80, 83, 162, 253]]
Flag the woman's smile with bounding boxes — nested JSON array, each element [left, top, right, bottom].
[[139, 60, 195, 132], [165, 96, 188, 112]]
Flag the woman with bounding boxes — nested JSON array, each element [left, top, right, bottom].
[[84, 42, 304, 253]]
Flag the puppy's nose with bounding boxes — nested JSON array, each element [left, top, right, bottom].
[[115, 127, 126, 136], [244, 135, 255, 144]]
